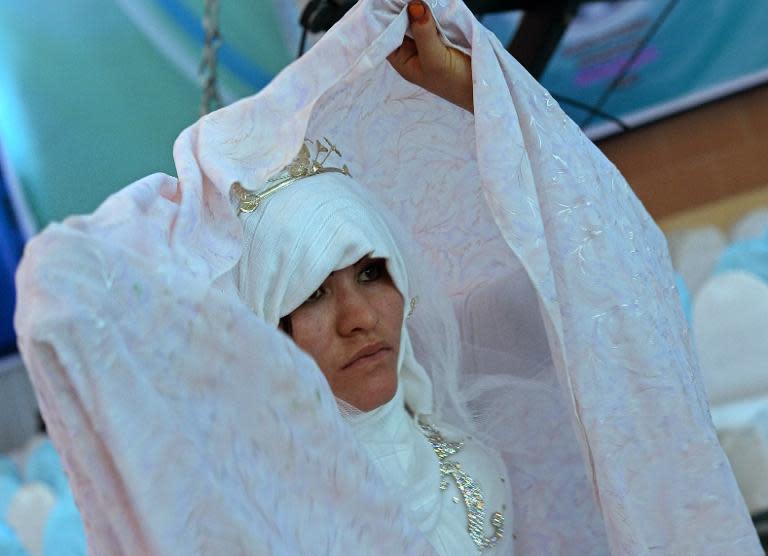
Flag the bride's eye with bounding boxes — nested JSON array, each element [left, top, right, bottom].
[[358, 260, 386, 283], [305, 287, 325, 303]]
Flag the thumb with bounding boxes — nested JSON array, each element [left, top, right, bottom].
[[406, 1, 445, 71]]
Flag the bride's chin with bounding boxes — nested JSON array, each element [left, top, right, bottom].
[[337, 368, 398, 413]]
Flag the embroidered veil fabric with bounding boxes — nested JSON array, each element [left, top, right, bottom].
[[14, 0, 760, 554]]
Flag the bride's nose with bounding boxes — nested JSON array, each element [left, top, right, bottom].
[[336, 285, 379, 336]]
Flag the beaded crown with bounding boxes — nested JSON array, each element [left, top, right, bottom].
[[231, 137, 351, 214]]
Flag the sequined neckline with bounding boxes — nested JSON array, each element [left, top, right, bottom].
[[418, 420, 505, 551]]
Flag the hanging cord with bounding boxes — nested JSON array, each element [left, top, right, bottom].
[[200, 0, 222, 116], [581, 0, 680, 128], [552, 92, 630, 132], [298, 27, 308, 58]]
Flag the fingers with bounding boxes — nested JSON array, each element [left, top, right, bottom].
[[406, 1, 445, 73], [386, 36, 416, 67], [386, 37, 419, 82], [406, 0, 430, 25], [387, 1, 474, 113]]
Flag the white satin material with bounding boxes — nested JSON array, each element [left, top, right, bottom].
[[350, 384, 513, 555], [347, 384, 443, 534]]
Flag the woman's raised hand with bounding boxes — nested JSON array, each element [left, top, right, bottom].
[[387, 1, 474, 113]]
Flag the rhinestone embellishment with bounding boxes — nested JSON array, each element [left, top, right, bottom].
[[419, 420, 504, 551]]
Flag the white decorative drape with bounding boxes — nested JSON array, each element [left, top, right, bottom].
[[14, 0, 760, 554]]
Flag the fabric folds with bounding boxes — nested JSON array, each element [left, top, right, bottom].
[[14, 0, 760, 554]]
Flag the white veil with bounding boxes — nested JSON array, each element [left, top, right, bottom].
[[14, 0, 760, 554], [189, 0, 758, 552]]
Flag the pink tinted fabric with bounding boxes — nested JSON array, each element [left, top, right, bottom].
[[14, 0, 759, 554]]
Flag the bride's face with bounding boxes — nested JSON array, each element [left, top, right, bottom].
[[286, 255, 404, 411]]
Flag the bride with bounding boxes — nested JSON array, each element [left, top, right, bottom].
[[14, 1, 760, 554]]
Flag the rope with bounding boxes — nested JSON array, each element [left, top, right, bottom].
[[200, 0, 222, 116]]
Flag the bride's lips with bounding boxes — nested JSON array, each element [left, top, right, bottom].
[[342, 342, 391, 370]]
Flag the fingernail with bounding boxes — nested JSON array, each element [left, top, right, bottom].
[[407, 1, 428, 25]]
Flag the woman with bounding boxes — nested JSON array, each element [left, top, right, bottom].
[[234, 163, 511, 553], [14, 0, 759, 554]]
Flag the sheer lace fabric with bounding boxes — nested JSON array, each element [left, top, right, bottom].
[[13, 0, 760, 554]]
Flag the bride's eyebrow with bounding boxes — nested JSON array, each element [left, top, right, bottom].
[[355, 254, 379, 266], [325, 255, 379, 278]]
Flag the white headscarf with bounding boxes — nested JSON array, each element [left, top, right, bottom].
[[234, 171, 446, 533], [234, 171, 434, 415]]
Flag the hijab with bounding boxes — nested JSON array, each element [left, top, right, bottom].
[[235, 171, 445, 529], [234, 170, 433, 415]]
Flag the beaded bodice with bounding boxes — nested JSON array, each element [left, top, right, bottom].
[[418, 420, 505, 551]]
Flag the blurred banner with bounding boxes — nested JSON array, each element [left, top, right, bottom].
[[482, 1, 768, 136]]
